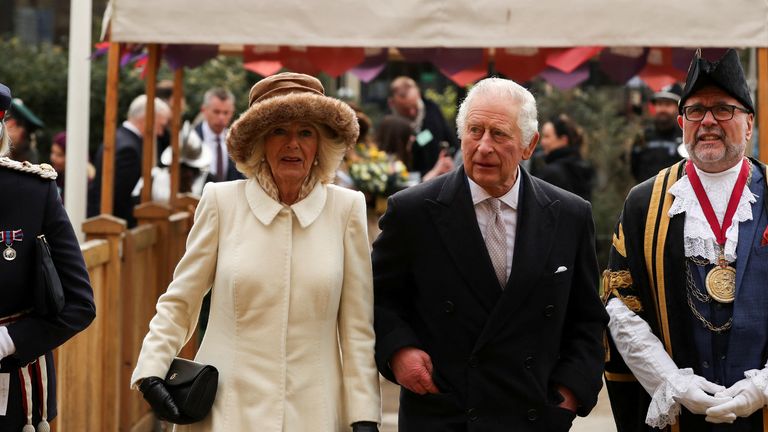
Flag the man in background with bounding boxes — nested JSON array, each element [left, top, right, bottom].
[[630, 83, 684, 183], [87, 95, 171, 228], [194, 87, 242, 182], [388, 76, 457, 176]]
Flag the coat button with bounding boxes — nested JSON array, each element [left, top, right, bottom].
[[544, 305, 555, 317], [703, 361, 710, 368], [468, 355, 479, 367], [466, 408, 478, 421], [527, 408, 538, 421], [524, 356, 535, 369], [444, 301, 455, 314]]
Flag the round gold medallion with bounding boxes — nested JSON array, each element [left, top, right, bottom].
[[705, 265, 736, 303]]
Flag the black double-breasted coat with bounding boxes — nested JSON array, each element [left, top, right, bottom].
[[373, 166, 608, 431]]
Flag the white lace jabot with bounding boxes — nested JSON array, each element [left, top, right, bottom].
[[668, 161, 756, 264]]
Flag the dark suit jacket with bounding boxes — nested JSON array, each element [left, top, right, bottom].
[[373, 166, 609, 431], [0, 166, 95, 429], [411, 98, 457, 176], [87, 125, 143, 227], [194, 122, 244, 182]]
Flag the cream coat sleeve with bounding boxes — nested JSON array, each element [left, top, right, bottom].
[[338, 192, 382, 425], [130, 184, 220, 387]]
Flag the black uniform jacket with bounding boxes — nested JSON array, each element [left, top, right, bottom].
[[373, 166, 609, 431], [0, 165, 95, 429]]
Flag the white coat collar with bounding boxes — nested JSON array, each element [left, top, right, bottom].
[[245, 179, 327, 228]]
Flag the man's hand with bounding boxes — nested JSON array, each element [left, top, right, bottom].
[[390, 347, 439, 395], [706, 377, 767, 423], [556, 385, 578, 413], [673, 375, 729, 415]]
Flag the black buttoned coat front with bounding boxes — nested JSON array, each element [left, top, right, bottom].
[[373, 166, 608, 431]]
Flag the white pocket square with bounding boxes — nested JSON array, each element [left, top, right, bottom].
[[554, 266, 568, 274]]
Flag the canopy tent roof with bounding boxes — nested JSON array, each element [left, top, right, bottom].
[[107, 0, 768, 47]]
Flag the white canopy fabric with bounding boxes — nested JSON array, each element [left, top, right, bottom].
[[108, 0, 768, 47]]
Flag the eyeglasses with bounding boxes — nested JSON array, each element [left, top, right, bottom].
[[681, 104, 750, 122]]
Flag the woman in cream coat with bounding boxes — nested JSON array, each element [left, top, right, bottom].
[[131, 73, 381, 431]]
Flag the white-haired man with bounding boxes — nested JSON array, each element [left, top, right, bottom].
[[88, 94, 171, 227], [373, 77, 608, 431]]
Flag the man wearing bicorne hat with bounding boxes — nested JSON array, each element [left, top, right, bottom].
[[604, 49, 768, 431]]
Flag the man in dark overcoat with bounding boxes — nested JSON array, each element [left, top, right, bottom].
[[373, 76, 608, 431]]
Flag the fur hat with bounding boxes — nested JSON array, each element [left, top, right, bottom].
[[227, 72, 359, 182], [679, 49, 754, 114]]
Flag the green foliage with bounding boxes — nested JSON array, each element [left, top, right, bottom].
[[534, 83, 641, 268], [424, 86, 457, 132]]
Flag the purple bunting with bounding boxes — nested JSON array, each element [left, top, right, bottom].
[[165, 44, 219, 70], [671, 48, 729, 73], [349, 49, 388, 83], [539, 65, 590, 90], [431, 48, 484, 75], [397, 48, 439, 63], [599, 48, 648, 84]]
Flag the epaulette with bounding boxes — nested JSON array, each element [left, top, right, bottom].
[[0, 156, 58, 180]]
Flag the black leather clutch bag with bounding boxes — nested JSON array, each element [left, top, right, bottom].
[[164, 357, 219, 424], [34, 235, 65, 317]]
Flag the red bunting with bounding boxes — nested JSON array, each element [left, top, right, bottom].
[[495, 48, 557, 83], [306, 47, 366, 78], [638, 47, 686, 91], [243, 46, 283, 77], [279, 47, 320, 75], [440, 50, 488, 87], [546, 46, 603, 74]]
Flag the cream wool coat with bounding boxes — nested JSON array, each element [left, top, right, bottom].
[[131, 179, 381, 431]]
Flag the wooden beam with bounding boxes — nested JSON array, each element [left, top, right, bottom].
[[100, 42, 121, 215], [169, 68, 184, 206], [141, 44, 160, 204], [758, 48, 768, 163]]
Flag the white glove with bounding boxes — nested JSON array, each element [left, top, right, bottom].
[[668, 370, 729, 415], [705, 370, 768, 423], [0, 326, 16, 361], [606, 299, 729, 428]]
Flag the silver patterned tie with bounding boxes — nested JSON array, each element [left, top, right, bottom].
[[486, 198, 507, 289]]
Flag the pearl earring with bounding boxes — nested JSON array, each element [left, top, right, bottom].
[[313, 159, 319, 166]]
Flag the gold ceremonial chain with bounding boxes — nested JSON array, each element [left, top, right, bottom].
[[685, 259, 732, 333]]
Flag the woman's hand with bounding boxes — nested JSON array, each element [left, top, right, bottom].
[[138, 376, 181, 420]]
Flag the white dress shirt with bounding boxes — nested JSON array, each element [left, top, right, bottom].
[[201, 121, 229, 179], [467, 167, 521, 280]]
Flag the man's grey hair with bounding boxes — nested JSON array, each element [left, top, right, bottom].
[[202, 87, 235, 107], [126, 95, 171, 120], [456, 77, 538, 147]]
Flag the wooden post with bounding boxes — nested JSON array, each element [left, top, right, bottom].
[[169, 68, 184, 207], [82, 215, 127, 432], [100, 42, 121, 215], [141, 44, 160, 204], [758, 48, 768, 163], [135, 203, 174, 295]]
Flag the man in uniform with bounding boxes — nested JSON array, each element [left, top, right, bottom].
[[630, 83, 684, 183], [4, 98, 45, 163], [374, 77, 608, 431], [604, 49, 768, 431], [0, 83, 95, 431]]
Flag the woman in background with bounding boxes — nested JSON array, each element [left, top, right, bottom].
[[535, 114, 595, 201]]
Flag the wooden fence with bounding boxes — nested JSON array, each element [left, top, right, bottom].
[[53, 198, 199, 432]]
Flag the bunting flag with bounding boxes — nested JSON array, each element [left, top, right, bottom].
[[539, 64, 590, 90], [397, 48, 439, 63], [164, 44, 218, 70], [440, 50, 488, 87], [90, 42, 111, 60], [671, 48, 729, 73], [243, 45, 283, 76], [306, 47, 366, 77], [279, 46, 320, 75], [638, 47, 686, 91], [495, 48, 554, 83], [546, 46, 603, 74], [349, 48, 388, 83], [599, 47, 648, 84], [430, 48, 485, 75]]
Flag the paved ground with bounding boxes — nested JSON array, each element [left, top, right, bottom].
[[379, 378, 616, 432]]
